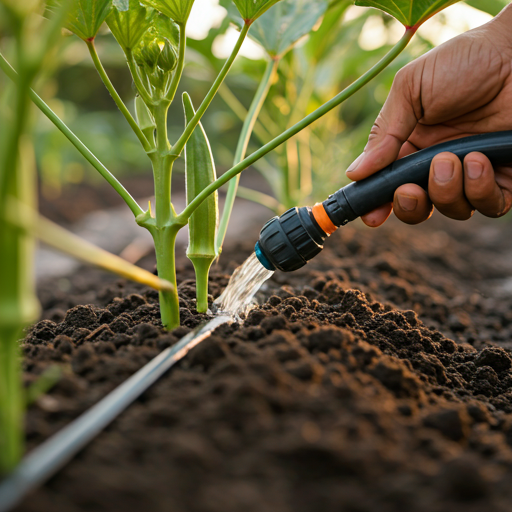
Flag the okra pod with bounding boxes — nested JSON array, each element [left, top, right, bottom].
[[183, 92, 218, 313]]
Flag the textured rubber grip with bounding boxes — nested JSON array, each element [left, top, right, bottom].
[[324, 131, 512, 226]]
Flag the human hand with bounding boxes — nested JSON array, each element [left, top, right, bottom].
[[347, 5, 512, 227]]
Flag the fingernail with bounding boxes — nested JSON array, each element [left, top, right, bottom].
[[397, 194, 418, 212], [347, 153, 364, 173], [466, 161, 483, 180], [433, 160, 454, 183]]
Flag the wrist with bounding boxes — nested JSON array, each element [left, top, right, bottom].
[[491, 3, 512, 47]]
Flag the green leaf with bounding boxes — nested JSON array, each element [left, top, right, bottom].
[[249, 0, 329, 57], [183, 92, 218, 313], [51, 0, 113, 40], [355, 0, 462, 27], [139, 0, 194, 24], [107, 0, 155, 52], [232, 0, 283, 22]]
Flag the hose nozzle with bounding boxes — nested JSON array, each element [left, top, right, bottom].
[[256, 203, 343, 272], [256, 132, 512, 272]]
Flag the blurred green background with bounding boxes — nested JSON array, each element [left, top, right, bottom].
[[1, 0, 509, 209]]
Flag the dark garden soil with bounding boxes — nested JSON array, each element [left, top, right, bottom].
[[13, 212, 512, 512]]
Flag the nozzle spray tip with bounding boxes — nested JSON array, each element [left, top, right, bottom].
[[255, 241, 276, 271]]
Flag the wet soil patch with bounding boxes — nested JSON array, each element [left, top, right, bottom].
[[13, 214, 512, 512]]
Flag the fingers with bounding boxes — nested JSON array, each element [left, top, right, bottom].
[[357, 152, 512, 228], [428, 152, 474, 220], [361, 203, 393, 228], [361, 185, 432, 227], [346, 65, 421, 182], [463, 152, 512, 218], [393, 184, 433, 224]]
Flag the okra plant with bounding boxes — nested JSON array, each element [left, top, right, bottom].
[[3, 0, 465, 335]]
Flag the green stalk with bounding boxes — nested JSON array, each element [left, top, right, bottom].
[[169, 22, 251, 160], [215, 58, 278, 255], [5, 199, 174, 293], [0, 327, 24, 473], [179, 28, 416, 222], [145, 101, 181, 329], [165, 23, 186, 103], [0, 42, 39, 474], [86, 40, 151, 152], [152, 226, 181, 330], [0, 52, 144, 218]]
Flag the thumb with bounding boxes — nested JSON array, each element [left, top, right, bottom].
[[347, 66, 421, 181]]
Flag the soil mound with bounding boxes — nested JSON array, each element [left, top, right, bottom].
[[15, 215, 512, 512]]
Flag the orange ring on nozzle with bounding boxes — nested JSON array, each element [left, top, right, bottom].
[[312, 203, 337, 236]]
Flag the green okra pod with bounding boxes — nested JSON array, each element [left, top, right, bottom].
[[183, 92, 218, 313]]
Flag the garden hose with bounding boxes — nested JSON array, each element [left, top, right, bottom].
[[256, 131, 512, 272]]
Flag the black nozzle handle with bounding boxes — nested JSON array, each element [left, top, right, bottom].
[[324, 131, 512, 226]]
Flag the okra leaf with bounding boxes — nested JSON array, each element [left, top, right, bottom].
[[48, 0, 112, 40], [232, 0, 283, 22], [107, 0, 155, 52], [355, 0, 461, 27], [249, 0, 329, 57], [139, 0, 195, 24]]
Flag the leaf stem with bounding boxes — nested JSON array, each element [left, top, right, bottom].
[[169, 22, 251, 159], [126, 50, 153, 105], [165, 23, 186, 103], [86, 40, 151, 152], [215, 58, 277, 254], [0, 52, 144, 218], [179, 28, 416, 221]]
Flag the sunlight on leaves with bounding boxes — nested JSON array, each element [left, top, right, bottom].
[[355, 0, 462, 27], [139, 0, 194, 24], [250, 0, 329, 57], [55, 0, 112, 40], [232, 0, 283, 22], [107, 0, 155, 52]]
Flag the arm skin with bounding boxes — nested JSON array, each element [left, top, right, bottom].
[[347, 4, 512, 227]]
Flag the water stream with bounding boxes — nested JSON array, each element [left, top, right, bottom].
[[213, 252, 274, 318]]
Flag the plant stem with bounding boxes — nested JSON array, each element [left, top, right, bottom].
[[86, 40, 151, 152], [0, 327, 23, 474], [190, 257, 213, 313], [216, 58, 277, 254], [179, 28, 416, 222], [153, 226, 180, 330], [0, 35, 39, 474], [0, 52, 144, 218], [146, 99, 182, 329], [165, 23, 186, 103], [5, 199, 174, 293], [170, 22, 251, 160], [152, 104, 172, 226]]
